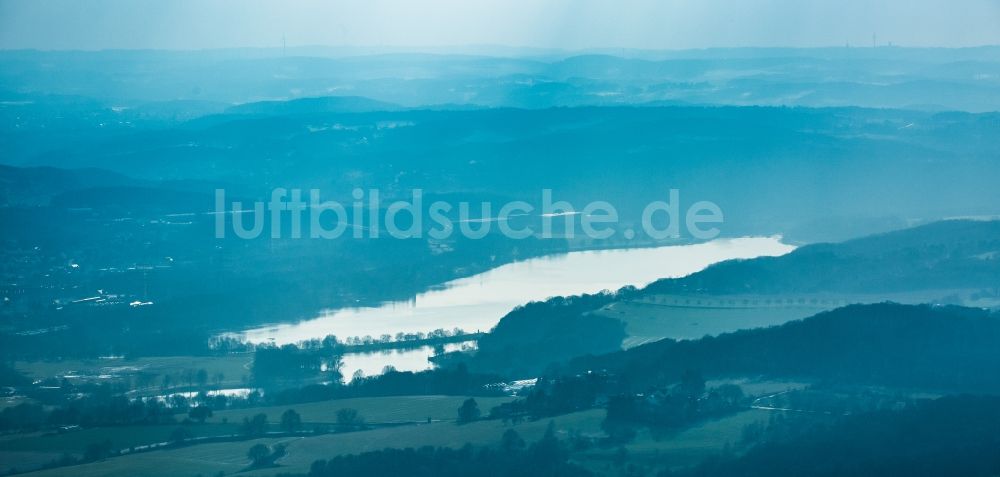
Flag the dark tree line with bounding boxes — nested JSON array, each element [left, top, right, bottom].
[[0, 390, 176, 431], [251, 344, 340, 385], [266, 364, 504, 405], [490, 371, 616, 423], [605, 381, 745, 429], [307, 424, 588, 477]]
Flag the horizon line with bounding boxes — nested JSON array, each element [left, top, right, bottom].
[[3, 43, 1000, 55]]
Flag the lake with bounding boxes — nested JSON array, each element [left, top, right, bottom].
[[234, 236, 794, 375], [339, 341, 476, 378]]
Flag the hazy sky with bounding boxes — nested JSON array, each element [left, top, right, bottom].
[[1, 0, 998, 51]]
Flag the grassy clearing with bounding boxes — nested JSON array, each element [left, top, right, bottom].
[[574, 409, 774, 474], [0, 423, 239, 475], [19, 436, 292, 477], [600, 300, 819, 344], [20, 410, 607, 477], [0, 450, 63, 475], [610, 290, 959, 346], [249, 409, 607, 476], [16, 407, 773, 477], [0, 395, 513, 474], [2, 395, 510, 459]]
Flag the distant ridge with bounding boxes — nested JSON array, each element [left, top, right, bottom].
[[224, 95, 403, 116], [643, 219, 1000, 296]]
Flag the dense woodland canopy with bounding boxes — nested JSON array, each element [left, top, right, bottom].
[[562, 303, 1000, 393], [644, 219, 1000, 295], [683, 395, 1000, 477], [450, 220, 1000, 376]]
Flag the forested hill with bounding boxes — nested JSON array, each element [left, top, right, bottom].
[[644, 219, 1000, 295], [456, 220, 1000, 377], [562, 303, 1000, 393], [683, 395, 1000, 477]]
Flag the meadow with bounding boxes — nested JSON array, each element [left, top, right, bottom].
[[18, 409, 608, 477]]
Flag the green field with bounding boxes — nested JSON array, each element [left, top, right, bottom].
[[0, 449, 63, 476], [574, 409, 775, 474], [0, 423, 243, 474], [0, 423, 237, 455], [0, 395, 514, 475], [246, 409, 607, 476], [15, 435, 291, 477], [19, 410, 607, 477], [14, 407, 779, 477], [604, 299, 817, 346]]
